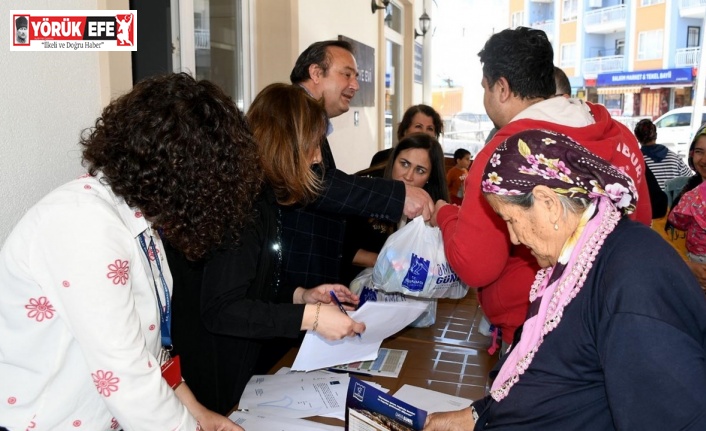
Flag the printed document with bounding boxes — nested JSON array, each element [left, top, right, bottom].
[[238, 372, 349, 419], [292, 301, 427, 372]]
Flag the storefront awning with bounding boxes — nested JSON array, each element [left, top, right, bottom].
[[596, 86, 642, 95]]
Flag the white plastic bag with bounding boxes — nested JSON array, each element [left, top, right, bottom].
[[349, 268, 437, 327], [372, 216, 468, 299]]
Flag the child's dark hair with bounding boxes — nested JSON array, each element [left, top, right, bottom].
[[454, 148, 471, 161]]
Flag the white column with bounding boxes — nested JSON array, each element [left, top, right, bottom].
[[690, 15, 706, 138], [423, 0, 432, 103]]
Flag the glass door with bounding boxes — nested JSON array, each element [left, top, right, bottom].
[[384, 2, 404, 149], [172, 0, 250, 110]]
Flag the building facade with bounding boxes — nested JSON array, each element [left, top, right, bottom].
[[509, 0, 705, 119]]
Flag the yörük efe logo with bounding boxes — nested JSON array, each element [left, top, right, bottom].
[[11, 10, 137, 51]]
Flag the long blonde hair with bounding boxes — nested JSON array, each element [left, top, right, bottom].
[[247, 83, 326, 205]]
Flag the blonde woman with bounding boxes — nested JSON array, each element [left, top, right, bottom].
[[167, 83, 365, 414]]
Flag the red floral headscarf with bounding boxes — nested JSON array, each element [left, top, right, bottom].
[[481, 129, 638, 215]]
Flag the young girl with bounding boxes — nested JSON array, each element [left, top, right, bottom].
[[668, 125, 706, 293], [669, 181, 706, 268]]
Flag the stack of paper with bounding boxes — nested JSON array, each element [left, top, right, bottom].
[[238, 372, 349, 419], [329, 348, 407, 378], [291, 301, 427, 372]]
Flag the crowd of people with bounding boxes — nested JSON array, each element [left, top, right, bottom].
[[1, 26, 706, 431]]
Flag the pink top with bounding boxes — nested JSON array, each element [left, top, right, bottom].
[[669, 181, 706, 256]]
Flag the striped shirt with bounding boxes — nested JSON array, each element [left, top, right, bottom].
[[643, 151, 693, 190]]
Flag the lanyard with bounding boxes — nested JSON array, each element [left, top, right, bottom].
[[138, 231, 172, 347]]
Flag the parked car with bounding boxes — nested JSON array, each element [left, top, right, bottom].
[[439, 133, 485, 159], [448, 112, 494, 142], [654, 106, 706, 163]]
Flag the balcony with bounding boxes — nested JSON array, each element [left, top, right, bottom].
[[584, 5, 627, 34], [531, 20, 554, 41], [583, 55, 624, 78], [195, 28, 210, 50], [676, 47, 700, 67], [679, 0, 706, 18]]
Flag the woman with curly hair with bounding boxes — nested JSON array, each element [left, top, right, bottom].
[[0, 73, 247, 430], [166, 83, 365, 415]]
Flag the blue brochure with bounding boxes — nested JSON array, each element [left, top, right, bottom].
[[345, 377, 427, 430]]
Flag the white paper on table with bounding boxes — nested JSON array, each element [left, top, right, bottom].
[[238, 373, 349, 419], [245, 371, 341, 388], [229, 410, 343, 431], [393, 384, 473, 413], [275, 367, 337, 375], [291, 301, 427, 372]]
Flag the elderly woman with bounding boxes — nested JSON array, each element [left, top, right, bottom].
[[424, 129, 706, 430]]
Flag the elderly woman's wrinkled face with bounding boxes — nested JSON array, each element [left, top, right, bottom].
[[486, 194, 560, 268]]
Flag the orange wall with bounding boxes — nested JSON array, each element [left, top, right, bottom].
[[633, 2, 666, 70], [509, 0, 524, 26], [559, 19, 577, 45], [432, 87, 464, 118], [509, 0, 524, 13]]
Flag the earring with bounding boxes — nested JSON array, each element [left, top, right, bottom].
[[554, 223, 559, 231]]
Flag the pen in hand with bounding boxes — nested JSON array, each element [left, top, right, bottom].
[[329, 290, 362, 338]]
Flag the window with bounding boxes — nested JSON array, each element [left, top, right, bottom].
[[511, 11, 524, 28], [185, 0, 249, 110], [688, 26, 700, 48], [560, 43, 576, 68], [641, 0, 664, 5], [637, 30, 663, 60], [562, 0, 578, 22], [615, 39, 624, 56]]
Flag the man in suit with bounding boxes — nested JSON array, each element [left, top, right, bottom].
[[283, 39, 433, 288]]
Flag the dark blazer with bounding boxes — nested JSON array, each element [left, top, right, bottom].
[[281, 139, 406, 288], [168, 187, 304, 414]]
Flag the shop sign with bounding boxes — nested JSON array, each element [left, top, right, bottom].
[[597, 67, 693, 87]]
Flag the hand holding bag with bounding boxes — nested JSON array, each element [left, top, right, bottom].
[[372, 216, 468, 299]]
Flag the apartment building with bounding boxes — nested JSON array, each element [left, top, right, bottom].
[[509, 0, 705, 119]]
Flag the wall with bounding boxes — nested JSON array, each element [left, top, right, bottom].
[[633, 0, 666, 70], [299, 0, 380, 174], [0, 0, 131, 245]]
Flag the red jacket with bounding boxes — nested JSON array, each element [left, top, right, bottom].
[[437, 102, 651, 344]]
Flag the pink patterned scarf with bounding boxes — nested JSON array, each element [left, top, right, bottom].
[[490, 197, 621, 401]]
